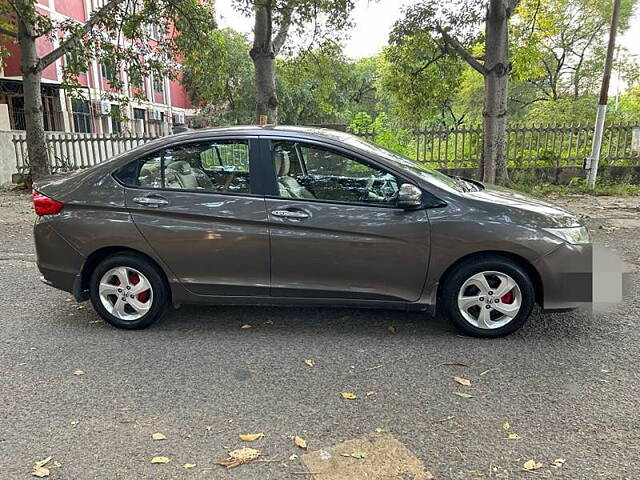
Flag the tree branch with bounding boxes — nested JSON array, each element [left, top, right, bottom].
[[0, 25, 17, 37], [411, 52, 446, 76], [506, 0, 521, 12], [272, 7, 292, 55], [437, 26, 487, 75], [38, 0, 126, 70]]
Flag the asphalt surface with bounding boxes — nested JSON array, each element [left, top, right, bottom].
[[1, 189, 639, 479]]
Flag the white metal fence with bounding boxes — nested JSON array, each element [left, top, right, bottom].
[[359, 123, 640, 168], [12, 131, 159, 174], [11, 123, 640, 176]]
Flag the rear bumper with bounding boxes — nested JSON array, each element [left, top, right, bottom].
[[534, 242, 592, 310], [34, 219, 85, 297]]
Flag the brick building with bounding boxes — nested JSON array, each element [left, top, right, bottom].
[[0, 0, 196, 136]]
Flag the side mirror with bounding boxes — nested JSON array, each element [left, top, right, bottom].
[[397, 183, 423, 209]]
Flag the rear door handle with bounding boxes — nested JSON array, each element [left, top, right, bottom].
[[132, 195, 169, 207], [271, 209, 310, 219]]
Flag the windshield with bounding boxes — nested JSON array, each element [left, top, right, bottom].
[[340, 135, 464, 192]]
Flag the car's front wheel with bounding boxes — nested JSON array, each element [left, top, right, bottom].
[[440, 255, 535, 338], [89, 253, 168, 329]]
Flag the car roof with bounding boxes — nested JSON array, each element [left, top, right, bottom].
[[169, 125, 358, 143]]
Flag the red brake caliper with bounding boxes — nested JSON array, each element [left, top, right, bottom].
[[501, 291, 514, 304], [129, 272, 150, 303]]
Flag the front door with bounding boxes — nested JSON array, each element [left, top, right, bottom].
[[265, 139, 430, 302], [122, 137, 270, 296]]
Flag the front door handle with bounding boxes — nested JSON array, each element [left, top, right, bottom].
[[132, 195, 169, 207], [271, 209, 310, 220]]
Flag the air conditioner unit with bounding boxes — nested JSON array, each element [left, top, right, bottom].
[[99, 100, 111, 115], [173, 111, 185, 125]]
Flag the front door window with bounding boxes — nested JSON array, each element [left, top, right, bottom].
[[272, 141, 399, 206]]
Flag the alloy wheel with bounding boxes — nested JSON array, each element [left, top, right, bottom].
[[98, 266, 153, 321], [457, 270, 522, 329]]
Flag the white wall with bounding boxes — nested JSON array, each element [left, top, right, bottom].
[[0, 131, 18, 185]]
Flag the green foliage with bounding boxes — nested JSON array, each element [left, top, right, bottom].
[[378, 30, 465, 126], [277, 42, 353, 125], [182, 28, 255, 126]]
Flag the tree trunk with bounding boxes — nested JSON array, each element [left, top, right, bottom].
[[250, 2, 278, 124], [17, 15, 50, 181], [481, 0, 510, 184]]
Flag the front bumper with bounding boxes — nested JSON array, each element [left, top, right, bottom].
[[533, 242, 592, 310]]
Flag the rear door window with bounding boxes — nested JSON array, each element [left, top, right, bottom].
[[116, 140, 251, 194]]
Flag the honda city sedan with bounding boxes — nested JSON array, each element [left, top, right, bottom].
[[33, 126, 592, 337]]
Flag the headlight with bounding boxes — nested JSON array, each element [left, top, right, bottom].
[[543, 226, 590, 244]]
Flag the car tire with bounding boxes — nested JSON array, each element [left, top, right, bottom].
[[440, 255, 535, 338], [89, 253, 168, 329]]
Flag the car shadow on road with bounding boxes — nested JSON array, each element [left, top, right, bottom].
[[145, 303, 600, 342]]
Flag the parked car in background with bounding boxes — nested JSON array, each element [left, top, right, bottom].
[[32, 126, 592, 337]]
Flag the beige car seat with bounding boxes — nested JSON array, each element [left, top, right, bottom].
[[165, 161, 214, 190], [274, 150, 314, 199]]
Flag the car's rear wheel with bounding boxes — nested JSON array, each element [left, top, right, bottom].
[[89, 254, 168, 329], [440, 256, 535, 338]]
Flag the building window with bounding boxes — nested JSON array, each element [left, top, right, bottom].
[[8, 95, 63, 131], [100, 63, 116, 83], [153, 75, 164, 93], [110, 104, 122, 134], [133, 108, 146, 134], [71, 99, 92, 133]]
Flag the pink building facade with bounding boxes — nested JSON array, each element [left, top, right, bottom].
[[0, 0, 195, 136]]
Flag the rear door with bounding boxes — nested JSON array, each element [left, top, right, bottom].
[[264, 138, 430, 302], [118, 136, 271, 296]]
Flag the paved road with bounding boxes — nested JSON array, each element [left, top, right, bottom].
[[1, 190, 639, 479]]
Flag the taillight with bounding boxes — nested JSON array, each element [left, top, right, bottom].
[[33, 190, 64, 216]]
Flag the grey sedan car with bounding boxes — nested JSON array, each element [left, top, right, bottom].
[[33, 126, 592, 337]]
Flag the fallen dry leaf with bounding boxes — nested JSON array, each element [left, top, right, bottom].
[[341, 392, 357, 400], [151, 456, 171, 464], [32, 457, 53, 478], [293, 435, 307, 449], [240, 324, 253, 329], [289, 453, 298, 461], [32, 466, 49, 478], [216, 447, 261, 469], [239, 432, 264, 442], [453, 376, 471, 386], [304, 359, 315, 367], [387, 325, 397, 334], [552, 458, 566, 468], [507, 433, 520, 440], [152, 432, 167, 441], [437, 361, 471, 367], [183, 463, 196, 469], [502, 422, 510, 431], [454, 392, 473, 399], [341, 451, 367, 459], [73, 370, 85, 376], [523, 460, 542, 471]]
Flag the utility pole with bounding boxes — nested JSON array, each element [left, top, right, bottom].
[[587, 0, 621, 189]]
